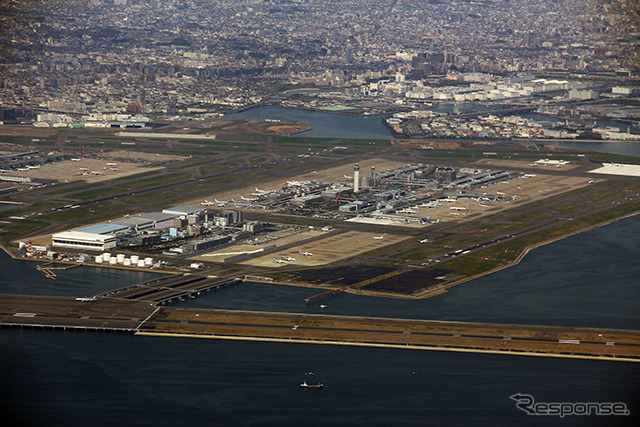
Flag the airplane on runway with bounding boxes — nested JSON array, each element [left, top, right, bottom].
[[272, 257, 287, 264], [418, 239, 429, 244], [298, 250, 313, 256], [281, 255, 296, 261], [373, 235, 384, 240], [76, 296, 96, 302]]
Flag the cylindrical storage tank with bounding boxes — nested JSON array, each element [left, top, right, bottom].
[[130, 255, 139, 264], [103, 253, 111, 261], [95, 255, 103, 264], [109, 257, 117, 265], [137, 260, 146, 268], [123, 258, 131, 266], [116, 254, 125, 264], [144, 257, 153, 266]]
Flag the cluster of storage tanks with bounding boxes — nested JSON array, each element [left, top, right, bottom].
[[94, 253, 154, 268]]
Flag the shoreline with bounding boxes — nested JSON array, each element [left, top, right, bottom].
[[135, 331, 640, 363], [2, 210, 639, 300]]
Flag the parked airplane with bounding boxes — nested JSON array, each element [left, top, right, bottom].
[[106, 162, 118, 166], [373, 235, 384, 240], [253, 187, 268, 195], [272, 257, 287, 264], [17, 168, 29, 171], [91, 171, 105, 175], [298, 250, 313, 256], [75, 296, 96, 302], [418, 239, 430, 244], [281, 255, 296, 261], [478, 203, 490, 208], [0, 169, 11, 173], [26, 165, 40, 169], [79, 167, 91, 171], [241, 196, 258, 201], [71, 158, 83, 161], [449, 212, 460, 216], [200, 200, 215, 206], [450, 206, 469, 211], [343, 175, 353, 181]]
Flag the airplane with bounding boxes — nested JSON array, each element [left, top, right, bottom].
[[17, 168, 29, 171], [106, 162, 118, 166], [253, 187, 268, 195], [298, 250, 313, 256], [272, 257, 287, 264], [109, 167, 121, 171], [26, 165, 40, 169], [71, 158, 83, 161], [241, 195, 258, 201], [418, 239, 429, 244], [344, 175, 353, 181], [281, 255, 296, 261], [91, 171, 105, 175], [496, 191, 506, 196], [587, 180, 594, 184], [285, 180, 302, 187], [449, 212, 460, 216], [478, 203, 490, 208], [0, 169, 11, 173], [200, 200, 215, 206], [75, 296, 96, 302], [373, 235, 384, 240], [450, 206, 469, 211], [79, 167, 91, 171]]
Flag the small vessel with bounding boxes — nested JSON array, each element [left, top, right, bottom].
[[300, 380, 323, 389]]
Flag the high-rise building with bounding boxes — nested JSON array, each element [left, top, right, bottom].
[[345, 44, 354, 64]]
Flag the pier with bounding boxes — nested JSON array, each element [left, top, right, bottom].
[[304, 287, 348, 304]]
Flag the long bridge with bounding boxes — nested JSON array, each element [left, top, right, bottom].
[[98, 274, 241, 306]]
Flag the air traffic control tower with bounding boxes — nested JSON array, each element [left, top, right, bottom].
[[353, 163, 360, 193]]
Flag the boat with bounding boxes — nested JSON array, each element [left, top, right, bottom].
[[300, 380, 323, 389]]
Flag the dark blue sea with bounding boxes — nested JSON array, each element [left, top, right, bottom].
[[1, 216, 639, 426]]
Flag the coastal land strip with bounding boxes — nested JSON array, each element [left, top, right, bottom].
[[137, 308, 640, 363], [2, 295, 638, 362]]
